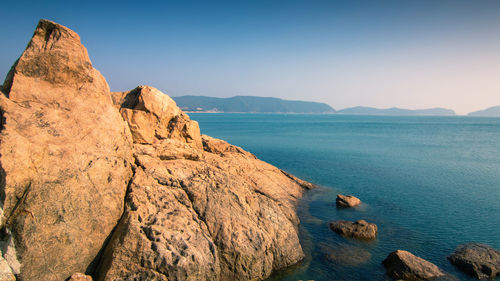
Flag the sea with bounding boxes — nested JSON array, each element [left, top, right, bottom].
[[189, 113, 500, 281]]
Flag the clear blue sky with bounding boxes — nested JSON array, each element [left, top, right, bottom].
[[1, 0, 500, 114]]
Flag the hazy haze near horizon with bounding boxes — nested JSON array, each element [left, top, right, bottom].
[[1, 0, 499, 115]]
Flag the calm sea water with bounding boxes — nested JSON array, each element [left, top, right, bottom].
[[190, 113, 500, 281]]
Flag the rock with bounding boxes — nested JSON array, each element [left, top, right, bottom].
[[1, 19, 313, 281], [111, 86, 202, 148], [0, 256, 15, 281], [336, 194, 361, 208], [329, 220, 377, 240], [98, 86, 312, 280], [319, 243, 371, 266], [448, 243, 500, 279], [0, 19, 133, 280], [383, 250, 445, 280], [68, 273, 93, 281]]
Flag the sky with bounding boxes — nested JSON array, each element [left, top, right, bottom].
[[1, 0, 500, 114]]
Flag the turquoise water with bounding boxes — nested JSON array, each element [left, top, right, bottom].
[[190, 114, 500, 281]]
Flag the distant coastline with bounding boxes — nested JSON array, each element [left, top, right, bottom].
[[175, 95, 500, 117]]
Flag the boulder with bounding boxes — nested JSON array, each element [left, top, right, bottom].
[[329, 220, 377, 240], [0, 19, 133, 280], [336, 194, 361, 208], [98, 86, 313, 280], [111, 86, 202, 148], [383, 250, 445, 280], [448, 243, 500, 279]]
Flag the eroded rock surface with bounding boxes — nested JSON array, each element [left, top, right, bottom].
[[448, 243, 500, 279], [329, 220, 377, 240], [98, 87, 313, 280], [383, 250, 445, 280], [336, 194, 361, 208], [0, 19, 133, 280]]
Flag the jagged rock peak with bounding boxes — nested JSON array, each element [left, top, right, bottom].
[[111, 86, 203, 148], [3, 19, 108, 102]]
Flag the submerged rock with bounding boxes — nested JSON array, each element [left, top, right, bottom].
[[329, 220, 377, 240], [383, 250, 445, 280], [320, 243, 371, 266], [0, 19, 133, 280], [336, 194, 361, 208], [448, 243, 500, 279]]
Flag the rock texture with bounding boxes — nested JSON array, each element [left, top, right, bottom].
[[0, 19, 133, 280], [329, 220, 377, 240], [98, 87, 314, 281], [68, 273, 93, 281], [336, 194, 361, 208], [0, 257, 15, 281], [0, 19, 314, 281], [448, 243, 500, 279], [383, 250, 445, 280]]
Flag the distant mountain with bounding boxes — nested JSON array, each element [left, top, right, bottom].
[[172, 95, 336, 113], [467, 106, 500, 117], [337, 106, 456, 116]]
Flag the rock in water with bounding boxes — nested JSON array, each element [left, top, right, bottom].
[[329, 220, 377, 240], [383, 250, 445, 280], [319, 243, 371, 266], [336, 194, 361, 208], [0, 20, 133, 280], [448, 243, 500, 279], [98, 86, 313, 280]]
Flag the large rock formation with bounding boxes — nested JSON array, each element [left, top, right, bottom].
[[448, 243, 500, 279], [0, 20, 133, 280], [98, 86, 314, 281], [329, 220, 377, 240], [0, 20, 313, 281], [383, 250, 445, 280]]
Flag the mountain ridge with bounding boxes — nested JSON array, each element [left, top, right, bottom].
[[172, 95, 336, 113], [333, 106, 456, 116], [467, 106, 500, 117]]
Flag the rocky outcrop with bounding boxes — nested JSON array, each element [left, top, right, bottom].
[[329, 220, 377, 240], [336, 194, 361, 208], [0, 19, 313, 281], [98, 87, 313, 281], [448, 243, 500, 279], [111, 86, 202, 148], [383, 250, 445, 280], [0, 19, 133, 280]]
